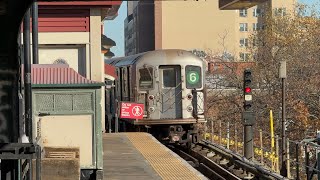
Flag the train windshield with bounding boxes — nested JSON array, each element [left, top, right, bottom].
[[139, 67, 153, 89], [185, 65, 202, 89], [163, 68, 176, 88]]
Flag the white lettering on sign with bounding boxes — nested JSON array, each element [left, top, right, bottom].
[[132, 106, 143, 117], [120, 102, 144, 119], [245, 95, 252, 101]]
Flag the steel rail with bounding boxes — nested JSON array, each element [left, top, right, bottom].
[[167, 139, 291, 180], [201, 140, 289, 180], [168, 144, 241, 180]]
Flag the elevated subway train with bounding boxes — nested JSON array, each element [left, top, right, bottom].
[[105, 49, 207, 144]]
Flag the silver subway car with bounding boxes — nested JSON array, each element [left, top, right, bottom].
[[105, 49, 206, 144]]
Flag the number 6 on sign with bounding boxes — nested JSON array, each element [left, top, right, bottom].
[[187, 71, 199, 84], [190, 73, 197, 82]]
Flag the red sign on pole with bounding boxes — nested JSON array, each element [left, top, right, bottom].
[[120, 102, 144, 120]]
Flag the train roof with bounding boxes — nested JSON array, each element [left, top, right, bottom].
[[104, 51, 147, 67], [104, 49, 201, 67]]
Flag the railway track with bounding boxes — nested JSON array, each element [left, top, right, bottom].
[[167, 140, 288, 180]]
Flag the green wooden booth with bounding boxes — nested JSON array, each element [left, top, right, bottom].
[[31, 64, 104, 178]]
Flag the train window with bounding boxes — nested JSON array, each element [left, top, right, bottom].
[[186, 65, 202, 89], [122, 68, 128, 99], [163, 68, 176, 88], [128, 66, 132, 99], [115, 68, 120, 96], [139, 67, 153, 89]]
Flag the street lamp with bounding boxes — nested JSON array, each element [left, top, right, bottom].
[[279, 60, 287, 177], [272, 46, 287, 176]]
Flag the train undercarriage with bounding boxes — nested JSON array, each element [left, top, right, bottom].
[[110, 118, 205, 146]]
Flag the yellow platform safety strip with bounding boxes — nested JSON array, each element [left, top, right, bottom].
[[126, 133, 202, 180], [203, 133, 279, 162]]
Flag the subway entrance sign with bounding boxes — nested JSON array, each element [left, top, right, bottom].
[[219, 0, 268, 10], [120, 102, 144, 120]]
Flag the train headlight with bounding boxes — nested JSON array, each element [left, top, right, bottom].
[[176, 126, 182, 132], [148, 95, 155, 101], [187, 105, 193, 112], [187, 94, 193, 100], [148, 107, 155, 113], [171, 135, 180, 142]]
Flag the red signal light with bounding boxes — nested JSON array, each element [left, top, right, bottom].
[[245, 87, 251, 93]]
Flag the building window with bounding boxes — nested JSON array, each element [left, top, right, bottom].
[[239, 53, 250, 61], [253, 8, 262, 17], [252, 38, 259, 47], [240, 23, 248, 32], [240, 38, 248, 47], [253, 53, 258, 61], [253, 23, 261, 31], [213, 65, 218, 71], [239, 9, 247, 17], [274, 8, 286, 16]]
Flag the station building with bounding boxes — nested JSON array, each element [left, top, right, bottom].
[[21, 1, 122, 132]]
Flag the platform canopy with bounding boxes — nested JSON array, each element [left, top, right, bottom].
[[22, 64, 104, 88], [39, 1, 122, 20], [219, 0, 268, 10]]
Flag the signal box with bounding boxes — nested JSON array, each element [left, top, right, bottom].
[[243, 69, 253, 111]]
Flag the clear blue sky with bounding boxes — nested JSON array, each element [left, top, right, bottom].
[[104, 0, 319, 57], [299, 0, 318, 6], [104, 2, 127, 57]]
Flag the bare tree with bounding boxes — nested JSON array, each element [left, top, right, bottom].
[[248, 3, 320, 139], [204, 3, 320, 142]]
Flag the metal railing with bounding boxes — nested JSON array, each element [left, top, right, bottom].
[[286, 139, 320, 180], [203, 118, 320, 179]]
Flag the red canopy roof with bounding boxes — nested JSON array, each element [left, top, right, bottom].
[[104, 64, 117, 79], [22, 64, 103, 87]]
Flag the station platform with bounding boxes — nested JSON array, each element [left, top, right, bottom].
[[103, 132, 207, 180]]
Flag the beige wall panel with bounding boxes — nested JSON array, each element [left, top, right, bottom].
[[90, 8, 103, 82], [39, 48, 80, 73], [160, 1, 237, 54], [40, 115, 93, 168], [21, 32, 89, 45], [90, 9, 105, 132], [86, 44, 91, 79], [101, 53, 105, 132], [38, 32, 89, 44]]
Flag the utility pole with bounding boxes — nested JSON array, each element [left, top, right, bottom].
[[279, 60, 287, 176], [242, 69, 255, 161]]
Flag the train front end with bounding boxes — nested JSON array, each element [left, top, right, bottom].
[[135, 50, 206, 144]]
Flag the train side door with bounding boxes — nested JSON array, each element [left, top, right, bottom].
[[121, 67, 129, 101], [115, 68, 122, 101], [159, 65, 182, 119]]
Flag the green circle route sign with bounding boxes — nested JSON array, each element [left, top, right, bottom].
[[187, 71, 200, 84]]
